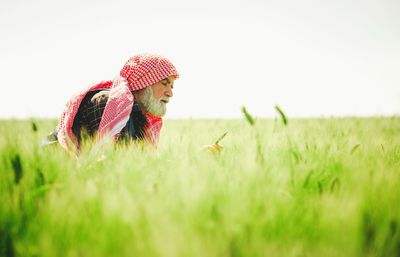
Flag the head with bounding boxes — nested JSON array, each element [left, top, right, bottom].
[[119, 53, 179, 117], [134, 76, 175, 117]]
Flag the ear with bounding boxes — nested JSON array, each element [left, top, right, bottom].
[[132, 88, 144, 99]]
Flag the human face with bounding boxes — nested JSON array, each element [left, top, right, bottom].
[[150, 76, 175, 103], [135, 76, 176, 117]]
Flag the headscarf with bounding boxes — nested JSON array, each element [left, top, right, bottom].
[[56, 53, 179, 154]]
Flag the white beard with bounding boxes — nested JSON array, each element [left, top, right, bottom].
[[137, 87, 167, 117]]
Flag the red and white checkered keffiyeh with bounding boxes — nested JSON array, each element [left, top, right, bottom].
[[56, 54, 179, 154]]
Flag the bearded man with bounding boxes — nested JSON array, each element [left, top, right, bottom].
[[46, 53, 179, 154]]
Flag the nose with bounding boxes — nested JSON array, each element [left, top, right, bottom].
[[165, 86, 173, 98]]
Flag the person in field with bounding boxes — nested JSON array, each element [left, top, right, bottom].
[[46, 53, 179, 154]]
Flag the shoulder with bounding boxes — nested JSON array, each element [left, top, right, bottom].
[[90, 90, 110, 106]]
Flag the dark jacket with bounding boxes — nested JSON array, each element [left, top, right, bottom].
[[44, 89, 147, 146]]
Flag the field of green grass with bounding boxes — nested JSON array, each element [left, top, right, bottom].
[[1, 116, 399, 257]]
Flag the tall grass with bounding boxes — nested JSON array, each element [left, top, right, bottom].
[[0, 117, 399, 257]]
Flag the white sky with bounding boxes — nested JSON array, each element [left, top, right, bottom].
[[1, 0, 399, 119]]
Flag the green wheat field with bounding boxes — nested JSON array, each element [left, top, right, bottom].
[[1, 114, 399, 257]]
